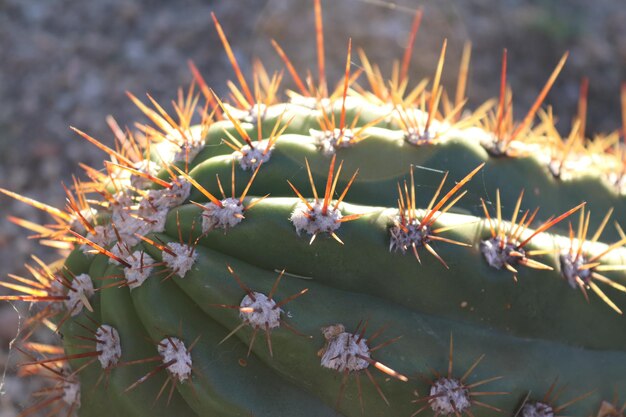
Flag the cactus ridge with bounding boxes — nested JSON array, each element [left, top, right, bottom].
[[2, 1, 626, 416]]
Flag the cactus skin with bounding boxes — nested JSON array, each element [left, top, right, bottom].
[[3, 3, 626, 417], [191, 112, 626, 233]]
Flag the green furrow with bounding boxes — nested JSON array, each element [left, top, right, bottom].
[[165, 199, 626, 350], [130, 264, 342, 417], [145, 235, 626, 416], [186, 130, 626, 236]]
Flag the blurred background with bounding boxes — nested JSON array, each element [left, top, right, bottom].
[[0, 0, 625, 414]]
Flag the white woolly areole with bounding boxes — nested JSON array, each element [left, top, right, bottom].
[[95, 325, 122, 369], [130, 159, 160, 189], [389, 218, 431, 253], [319, 324, 370, 372], [289, 95, 331, 110], [310, 128, 355, 156], [111, 191, 135, 213], [158, 337, 192, 383], [167, 178, 192, 206], [139, 208, 168, 235], [64, 274, 95, 316], [162, 243, 197, 278], [480, 237, 523, 270], [69, 207, 96, 234], [141, 177, 191, 211], [405, 126, 436, 145], [111, 216, 144, 244], [107, 209, 167, 252], [479, 133, 510, 156], [108, 241, 131, 265], [429, 378, 471, 415], [521, 402, 554, 417], [239, 292, 282, 329], [545, 155, 594, 180], [155, 127, 205, 164], [608, 171, 626, 195], [201, 198, 244, 233], [559, 252, 591, 289], [243, 103, 268, 123], [80, 225, 115, 255], [109, 202, 165, 244], [547, 159, 563, 179], [239, 140, 273, 170], [111, 206, 137, 229], [172, 130, 205, 163], [124, 250, 155, 289], [397, 108, 449, 145], [62, 379, 81, 407], [290, 201, 342, 237], [223, 102, 268, 123]]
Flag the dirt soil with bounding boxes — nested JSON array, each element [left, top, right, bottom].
[[0, 0, 625, 414]]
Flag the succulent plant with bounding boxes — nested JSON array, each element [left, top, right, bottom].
[[2, 1, 626, 416]]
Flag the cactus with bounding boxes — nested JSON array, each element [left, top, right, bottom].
[[2, 2, 626, 416]]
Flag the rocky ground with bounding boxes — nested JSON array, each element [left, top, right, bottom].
[[0, 0, 624, 414]]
